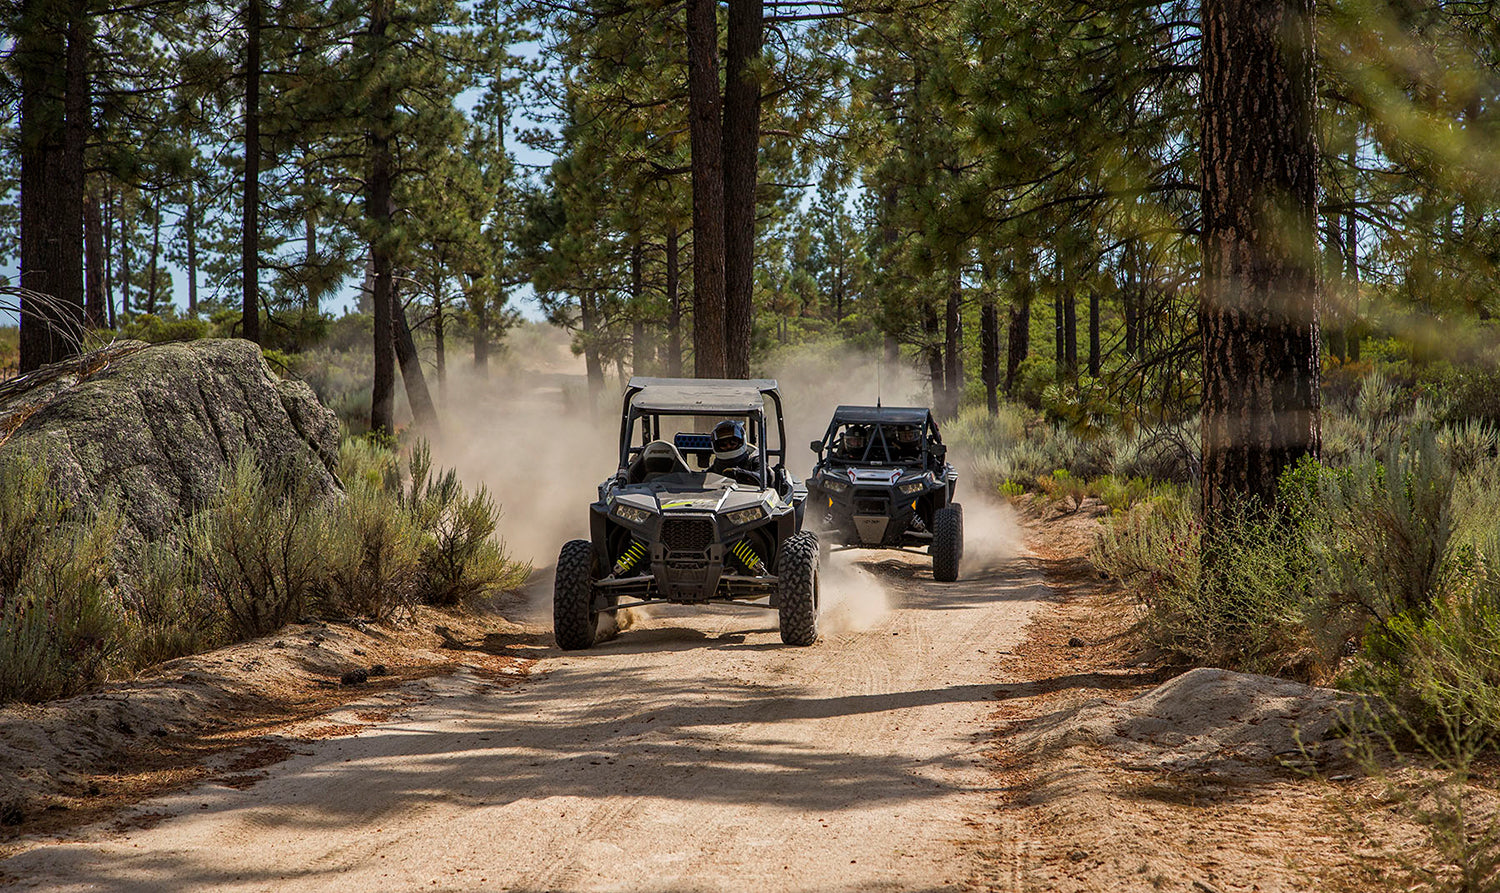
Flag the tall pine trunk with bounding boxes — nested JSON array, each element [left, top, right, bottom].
[[1005, 290, 1030, 397], [241, 0, 262, 344], [722, 0, 761, 378], [981, 298, 1000, 415], [1088, 291, 1100, 377], [18, 1, 85, 371], [393, 286, 441, 434], [1200, 0, 1321, 518], [185, 188, 199, 316], [943, 267, 962, 417], [367, 0, 396, 437], [103, 187, 116, 328], [665, 225, 682, 377], [1063, 289, 1077, 378], [433, 273, 446, 394], [85, 181, 104, 327], [146, 191, 161, 315], [922, 299, 944, 415], [1052, 294, 1064, 381], [686, 0, 726, 378], [581, 291, 605, 402], [473, 290, 489, 372]]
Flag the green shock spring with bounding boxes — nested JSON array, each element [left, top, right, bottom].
[[732, 539, 766, 575], [612, 540, 646, 576]]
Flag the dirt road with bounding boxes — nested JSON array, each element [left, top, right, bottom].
[[3, 521, 1049, 892]]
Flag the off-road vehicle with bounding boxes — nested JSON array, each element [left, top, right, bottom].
[[807, 405, 964, 581], [553, 377, 819, 649]]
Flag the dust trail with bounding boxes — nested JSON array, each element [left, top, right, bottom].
[[818, 550, 892, 633], [424, 324, 617, 582], [959, 498, 1027, 569]]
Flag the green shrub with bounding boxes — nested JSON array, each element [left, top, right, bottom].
[[1095, 493, 1320, 675], [0, 457, 128, 702], [321, 477, 423, 620], [403, 444, 529, 606], [1305, 426, 1458, 627], [188, 455, 330, 637], [121, 538, 228, 668]]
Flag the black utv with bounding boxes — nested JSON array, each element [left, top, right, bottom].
[[807, 406, 964, 581], [553, 377, 820, 650]]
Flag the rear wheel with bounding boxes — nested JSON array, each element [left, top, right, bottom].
[[554, 539, 603, 650], [932, 503, 963, 582], [778, 532, 820, 646]]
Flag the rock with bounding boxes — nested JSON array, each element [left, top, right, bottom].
[[369, 664, 388, 677], [340, 669, 369, 686], [0, 339, 340, 550], [1067, 636, 1087, 648]]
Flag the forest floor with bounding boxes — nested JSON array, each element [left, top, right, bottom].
[[0, 498, 1441, 892]]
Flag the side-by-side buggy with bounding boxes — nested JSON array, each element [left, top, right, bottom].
[[553, 377, 821, 649], [806, 405, 964, 581]]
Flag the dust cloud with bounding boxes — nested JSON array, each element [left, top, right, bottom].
[[425, 325, 617, 573], [817, 550, 892, 634]]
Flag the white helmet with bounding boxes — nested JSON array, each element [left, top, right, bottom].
[[712, 419, 749, 463]]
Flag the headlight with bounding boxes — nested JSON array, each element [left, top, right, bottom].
[[725, 505, 768, 526], [612, 503, 653, 524], [822, 477, 850, 494], [898, 480, 927, 495]]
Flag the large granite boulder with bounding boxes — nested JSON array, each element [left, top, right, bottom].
[[0, 339, 340, 544]]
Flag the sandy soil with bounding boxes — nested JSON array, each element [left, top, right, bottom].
[[0, 507, 1049, 892]]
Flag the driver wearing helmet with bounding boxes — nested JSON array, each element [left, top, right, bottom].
[[892, 424, 922, 459], [709, 419, 763, 481], [838, 425, 868, 460]]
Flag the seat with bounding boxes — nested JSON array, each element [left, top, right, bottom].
[[626, 440, 693, 484]]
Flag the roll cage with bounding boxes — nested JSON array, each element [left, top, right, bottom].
[[812, 405, 945, 468], [617, 377, 791, 488]]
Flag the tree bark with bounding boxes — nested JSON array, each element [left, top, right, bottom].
[[393, 287, 441, 435], [722, 0, 761, 378], [146, 191, 161, 315], [1005, 289, 1030, 397], [580, 290, 605, 402], [119, 203, 132, 318], [665, 225, 683, 377], [1053, 294, 1064, 381], [686, 0, 726, 378], [943, 267, 962, 417], [922, 299, 944, 415], [981, 298, 1000, 415], [103, 188, 116, 328], [85, 181, 105, 327], [433, 273, 446, 394], [1200, 0, 1321, 518], [242, 0, 262, 344], [1088, 290, 1100, 377], [185, 188, 199, 316], [630, 241, 649, 375], [18, 0, 85, 371], [367, 0, 395, 437]]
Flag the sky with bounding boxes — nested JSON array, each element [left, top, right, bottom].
[[2, 46, 557, 329]]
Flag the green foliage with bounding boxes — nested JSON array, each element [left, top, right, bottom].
[[1095, 495, 1320, 675], [116, 312, 212, 344], [120, 539, 227, 669], [0, 456, 128, 703], [321, 477, 423, 620], [187, 455, 330, 638], [402, 443, 529, 607]]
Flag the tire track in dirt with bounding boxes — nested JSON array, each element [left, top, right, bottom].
[[2, 511, 1047, 893]]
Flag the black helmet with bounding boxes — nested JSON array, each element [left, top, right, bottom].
[[895, 425, 920, 445], [844, 425, 867, 451], [713, 419, 748, 461]]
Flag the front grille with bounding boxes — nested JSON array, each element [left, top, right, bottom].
[[662, 518, 714, 554], [854, 490, 889, 515]]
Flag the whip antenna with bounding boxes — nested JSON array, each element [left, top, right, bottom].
[[876, 349, 883, 408]]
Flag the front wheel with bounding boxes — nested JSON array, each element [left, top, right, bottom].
[[931, 503, 964, 582], [554, 539, 604, 650], [777, 532, 820, 646]]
